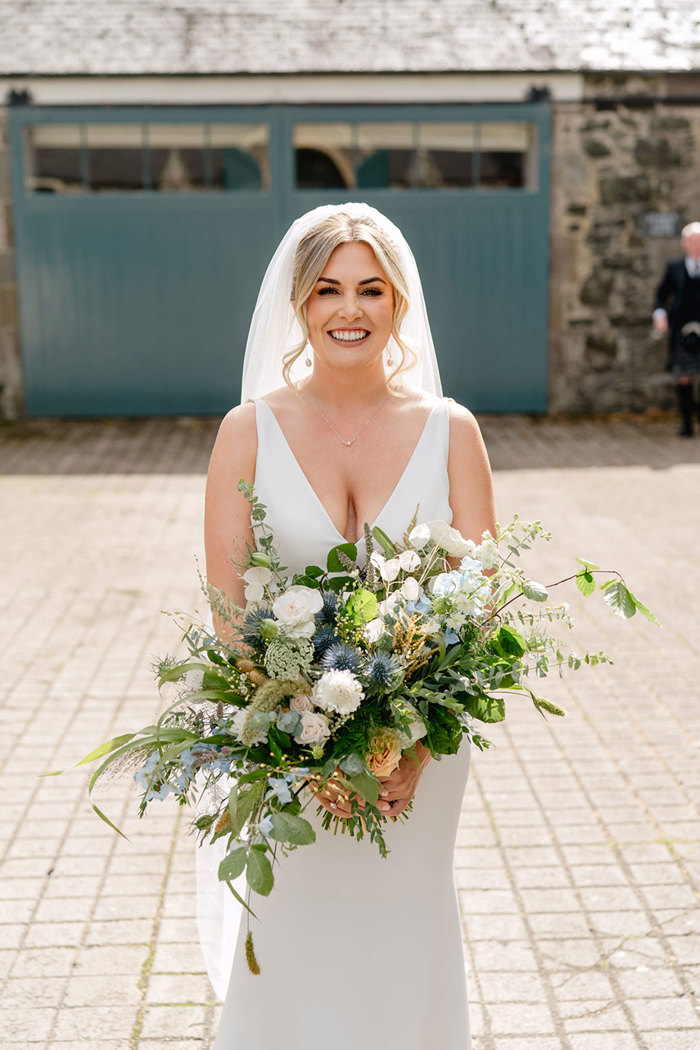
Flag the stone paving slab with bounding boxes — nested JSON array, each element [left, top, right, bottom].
[[1, 417, 699, 1049]]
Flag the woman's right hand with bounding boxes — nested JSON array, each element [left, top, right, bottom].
[[310, 770, 363, 819]]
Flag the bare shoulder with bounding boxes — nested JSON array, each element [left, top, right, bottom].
[[209, 401, 258, 473], [444, 397, 486, 449]]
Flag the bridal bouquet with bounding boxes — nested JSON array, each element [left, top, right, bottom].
[[57, 480, 654, 973]]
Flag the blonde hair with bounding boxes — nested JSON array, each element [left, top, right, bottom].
[[284, 211, 418, 390]]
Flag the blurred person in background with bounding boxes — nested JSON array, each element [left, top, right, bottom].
[[653, 221, 700, 437]]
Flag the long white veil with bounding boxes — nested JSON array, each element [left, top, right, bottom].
[[197, 201, 444, 1000]]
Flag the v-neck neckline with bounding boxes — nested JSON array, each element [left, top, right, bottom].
[[256, 397, 441, 546]]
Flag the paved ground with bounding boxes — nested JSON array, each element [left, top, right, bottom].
[[1, 414, 699, 1050]]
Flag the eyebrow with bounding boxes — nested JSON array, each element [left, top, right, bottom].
[[316, 276, 387, 285]]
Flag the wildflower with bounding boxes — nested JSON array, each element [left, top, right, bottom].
[[266, 777, 293, 806], [320, 643, 362, 674], [264, 637, 314, 679]]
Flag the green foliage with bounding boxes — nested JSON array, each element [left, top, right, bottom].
[[218, 845, 247, 882], [268, 812, 316, 845], [327, 542, 358, 573], [344, 588, 378, 626], [246, 849, 274, 895], [463, 693, 506, 724], [575, 570, 596, 597], [424, 704, 464, 755]]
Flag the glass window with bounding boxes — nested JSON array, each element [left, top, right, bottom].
[[85, 124, 145, 192], [209, 124, 269, 191], [24, 125, 85, 194], [478, 122, 536, 189], [294, 124, 354, 189], [355, 123, 414, 189], [416, 123, 477, 188], [146, 124, 208, 191]]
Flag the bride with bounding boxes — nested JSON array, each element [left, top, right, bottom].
[[203, 203, 496, 1049]]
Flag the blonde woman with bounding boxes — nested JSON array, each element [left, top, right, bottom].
[[204, 203, 495, 1049]]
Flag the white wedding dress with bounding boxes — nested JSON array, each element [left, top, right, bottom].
[[212, 395, 471, 1050]]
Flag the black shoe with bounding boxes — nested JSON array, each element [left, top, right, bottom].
[[679, 421, 694, 437]]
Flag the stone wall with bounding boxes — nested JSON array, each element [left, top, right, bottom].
[[0, 107, 22, 419], [549, 74, 700, 413]]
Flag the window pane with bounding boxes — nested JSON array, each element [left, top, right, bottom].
[[147, 124, 207, 191], [24, 125, 84, 194], [294, 124, 353, 189], [85, 124, 144, 192], [356, 123, 414, 189], [209, 124, 269, 190], [478, 122, 535, 189], [416, 123, 476, 188]]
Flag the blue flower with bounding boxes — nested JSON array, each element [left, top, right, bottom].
[[444, 628, 460, 645], [316, 591, 338, 626], [259, 814, 273, 836], [265, 777, 293, 806], [321, 642, 362, 673]]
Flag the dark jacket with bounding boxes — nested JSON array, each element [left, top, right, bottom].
[[654, 258, 697, 370]]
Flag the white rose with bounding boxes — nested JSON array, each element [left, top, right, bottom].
[[289, 693, 314, 714], [398, 549, 421, 572], [400, 576, 421, 601], [294, 711, 331, 747], [363, 617, 387, 644], [408, 523, 432, 549], [272, 586, 323, 637]]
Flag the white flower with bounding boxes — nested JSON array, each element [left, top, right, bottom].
[[289, 693, 314, 714], [370, 551, 401, 582], [421, 617, 442, 636], [408, 523, 432, 549], [400, 576, 421, 601], [231, 706, 267, 746], [398, 549, 421, 572], [243, 566, 273, 603], [363, 617, 387, 644], [476, 536, 499, 570], [272, 585, 324, 639], [294, 711, 331, 747], [312, 669, 365, 715]]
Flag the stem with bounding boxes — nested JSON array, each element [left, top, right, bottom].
[[482, 569, 624, 626]]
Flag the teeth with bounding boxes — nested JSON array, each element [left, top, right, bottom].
[[329, 330, 369, 342]]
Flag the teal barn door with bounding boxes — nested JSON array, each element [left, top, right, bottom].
[[10, 102, 549, 415]]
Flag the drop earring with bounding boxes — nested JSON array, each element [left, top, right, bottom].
[[386, 348, 394, 367], [305, 346, 312, 367]]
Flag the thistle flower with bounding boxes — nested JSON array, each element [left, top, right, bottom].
[[242, 604, 274, 648], [313, 626, 339, 658], [316, 591, 338, 626], [361, 651, 403, 690], [320, 642, 362, 674]]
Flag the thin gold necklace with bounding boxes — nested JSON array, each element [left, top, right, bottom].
[[300, 389, 392, 447]]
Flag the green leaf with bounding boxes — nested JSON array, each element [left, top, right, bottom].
[[575, 557, 600, 571], [327, 543, 358, 573], [575, 570, 596, 597], [246, 849, 274, 895], [304, 565, 324, 578], [218, 845, 248, 882], [371, 525, 397, 557], [344, 771, 381, 805], [424, 705, 464, 753], [628, 591, 660, 626], [268, 812, 316, 845], [326, 574, 354, 593], [463, 693, 506, 724], [522, 580, 548, 602], [229, 780, 265, 839], [494, 625, 527, 658], [344, 588, 378, 625], [600, 579, 636, 619]]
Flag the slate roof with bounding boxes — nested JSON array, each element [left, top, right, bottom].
[[0, 1, 698, 76]]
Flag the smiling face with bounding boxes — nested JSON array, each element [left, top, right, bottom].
[[304, 241, 395, 371]]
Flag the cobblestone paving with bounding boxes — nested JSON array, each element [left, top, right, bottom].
[[1, 416, 699, 1050]]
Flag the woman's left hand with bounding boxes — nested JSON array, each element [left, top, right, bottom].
[[376, 742, 431, 818]]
